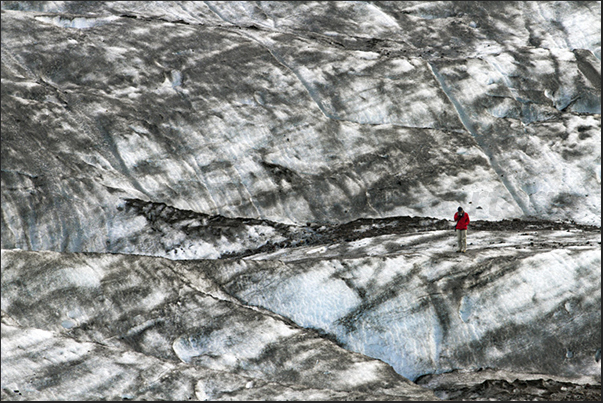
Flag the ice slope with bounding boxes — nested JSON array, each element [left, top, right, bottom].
[[0, 249, 437, 401], [1, 1, 600, 256], [2, 225, 599, 399], [217, 231, 602, 382]]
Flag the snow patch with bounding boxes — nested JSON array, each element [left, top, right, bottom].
[[35, 15, 120, 29], [54, 266, 102, 289]]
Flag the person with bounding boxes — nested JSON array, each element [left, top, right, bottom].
[[454, 206, 470, 252]]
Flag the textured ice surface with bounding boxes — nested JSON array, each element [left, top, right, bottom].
[[224, 234, 602, 381], [1, 1, 601, 400], [1, 1, 601, 255], [1, 249, 437, 401]]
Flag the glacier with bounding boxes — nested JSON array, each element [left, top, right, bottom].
[[1, 1, 601, 401]]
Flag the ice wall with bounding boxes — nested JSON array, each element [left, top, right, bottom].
[[2, 1, 601, 254]]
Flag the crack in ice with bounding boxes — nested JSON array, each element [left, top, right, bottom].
[[427, 62, 531, 217]]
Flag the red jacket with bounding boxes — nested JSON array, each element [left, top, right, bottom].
[[454, 212, 470, 230]]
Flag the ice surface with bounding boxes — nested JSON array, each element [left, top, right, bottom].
[[229, 227, 601, 382], [1, 249, 438, 400], [2, 1, 600, 253], [1, 1, 601, 400]]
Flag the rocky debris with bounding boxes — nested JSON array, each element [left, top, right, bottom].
[[447, 378, 602, 401], [124, 198, 600, 260], [418, 376, 602, 401]]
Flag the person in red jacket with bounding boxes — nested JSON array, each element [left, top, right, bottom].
[[454, 206, 470, 252]]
